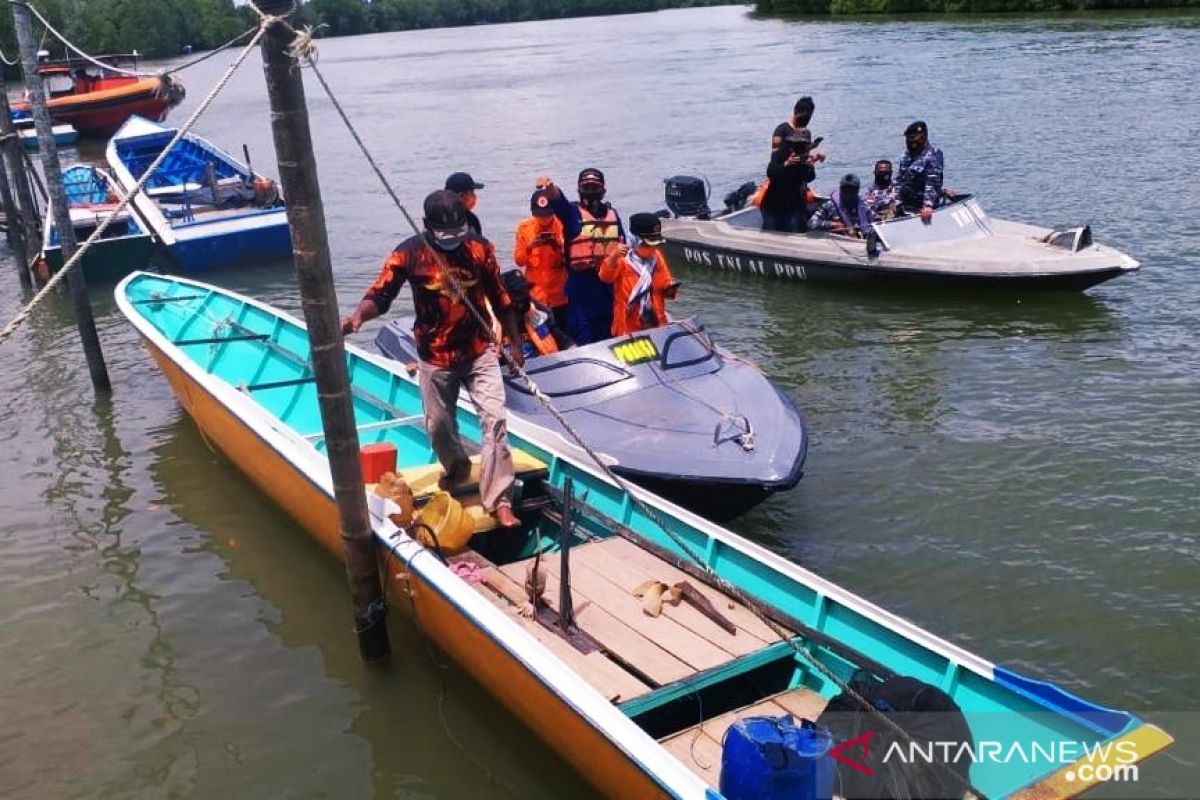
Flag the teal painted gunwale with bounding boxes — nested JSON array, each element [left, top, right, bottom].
[[122, 272, 1148, 798]]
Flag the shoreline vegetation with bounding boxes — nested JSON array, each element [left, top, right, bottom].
[[0, 0, 1192, 72], [757, 0, 1196, 11], [0, 0, 727, 65]]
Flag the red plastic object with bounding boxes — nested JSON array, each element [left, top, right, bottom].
[[359, 443, 397, 483]]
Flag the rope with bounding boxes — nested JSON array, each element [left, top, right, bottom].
[[0, 45, 17, 66], [162, 25, 258, 75], [9, 0, 146, 78], [0, 16, 275, 348]]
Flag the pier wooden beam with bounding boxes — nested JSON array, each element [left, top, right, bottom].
[[12, 3, 110, 392], [0, 72, 42, 289], [0, 155, 32, 290], [253, 0, 389, 663]]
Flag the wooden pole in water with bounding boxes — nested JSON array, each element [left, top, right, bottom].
[[0, 78, 42, 286], [252, 0, 389, 662], [11, 4, 110, 393], [0, 155, 33, 290]]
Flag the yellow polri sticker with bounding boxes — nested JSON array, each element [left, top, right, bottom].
[[611, 337, 659, 365]]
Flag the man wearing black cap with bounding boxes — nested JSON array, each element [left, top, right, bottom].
[[809, 174, 874, 237], [445, 171, 485, 236], [761, 127, 818, 233], [341, 189, 523, 528], [513, 188, 567, 329], [599, 213, 680, 337], [895, 121, 944, 222], [534, 168, 624, 345]]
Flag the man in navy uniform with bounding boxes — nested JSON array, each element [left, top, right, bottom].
[[894, 121, 944, 222]]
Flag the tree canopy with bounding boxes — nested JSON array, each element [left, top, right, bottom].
[[0, 0, 726, 67]]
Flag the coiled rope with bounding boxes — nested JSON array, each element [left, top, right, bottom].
[[0, 14, 277, 348]]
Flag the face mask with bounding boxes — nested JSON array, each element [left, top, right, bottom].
[[462, 193, 477, 211], [427, 222, 467, 251], [875, 173, 892, 188], [841, 189, 859, 206]]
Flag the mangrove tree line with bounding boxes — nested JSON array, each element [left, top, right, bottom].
[[0, 0, 727, 63]]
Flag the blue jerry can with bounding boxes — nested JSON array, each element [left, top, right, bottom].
[[719, 714, 835, 800]]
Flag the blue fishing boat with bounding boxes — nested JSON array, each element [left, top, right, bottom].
[[116, 271, 1171, 799], [39, 164, 154, 281], [15, 119, 80, 149], [105, 116, 291, 271]]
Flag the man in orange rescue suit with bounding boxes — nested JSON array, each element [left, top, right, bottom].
[[513, 188, 568, 329], [536, 168, 625, 346], [341, 190, 523, 528], [599, 213, 680, 337]]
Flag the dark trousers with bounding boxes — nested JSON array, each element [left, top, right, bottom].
[[761, 206, 807, 233]]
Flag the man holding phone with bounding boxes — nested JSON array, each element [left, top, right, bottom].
[[598, 213, 681, 337], [761, 128, 822, 233]]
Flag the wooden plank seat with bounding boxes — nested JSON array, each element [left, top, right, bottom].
[[660, 687, 829, 789], [451, 550, 652, 704], [496, 537, 790, 691]]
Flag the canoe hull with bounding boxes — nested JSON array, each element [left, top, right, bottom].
[[168, 211, 294, 271], [44, 234, 154, 282], [138, 334, 672, 799], [118, 273, 1173, 800]]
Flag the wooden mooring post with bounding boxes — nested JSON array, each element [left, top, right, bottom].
[[252, 0, 390, 662], [0, 75, 42, 290], [0, 155, 33, 291], [12, 3, 110, 392]]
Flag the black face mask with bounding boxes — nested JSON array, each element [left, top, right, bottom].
[[874, 173, 892, 188], [840, 188, 859, 206]]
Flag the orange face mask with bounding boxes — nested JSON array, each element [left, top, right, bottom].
[[462, 191, 477, 211]]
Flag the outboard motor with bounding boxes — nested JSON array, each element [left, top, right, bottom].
[[664, 175, 710, 219]]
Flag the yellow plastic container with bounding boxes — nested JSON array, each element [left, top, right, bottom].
[[412, 491, 475, 554]]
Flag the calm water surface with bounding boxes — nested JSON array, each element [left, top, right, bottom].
[[1, 6, 1197, 797]]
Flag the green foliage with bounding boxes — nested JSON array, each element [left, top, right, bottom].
[[0, 0, 731, 69], [761, 0, 1200, 12]]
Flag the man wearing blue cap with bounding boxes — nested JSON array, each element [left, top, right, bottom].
[[445, 171, 485, 236]]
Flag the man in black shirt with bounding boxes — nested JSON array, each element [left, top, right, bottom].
[[761, 128, 817, 233]]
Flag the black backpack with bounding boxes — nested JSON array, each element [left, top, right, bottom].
[[816, 671, 975, 800]]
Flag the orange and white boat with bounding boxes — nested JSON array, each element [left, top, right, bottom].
[[10, 53, 185, 138]]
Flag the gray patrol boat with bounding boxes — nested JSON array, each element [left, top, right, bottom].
[[375, 318, 807, 520], [660, 177, 1139, 291]]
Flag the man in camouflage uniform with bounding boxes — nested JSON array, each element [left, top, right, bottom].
[[864, 159, 897, 221], [809, 174, 873, 237], [895, 121, 944, 222]]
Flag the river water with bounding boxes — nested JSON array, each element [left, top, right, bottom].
[[1, 6, 1196, 797]]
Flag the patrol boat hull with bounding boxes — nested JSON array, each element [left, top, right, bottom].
[[661, 198, 1139, 292], [375, 318, 807, 520]]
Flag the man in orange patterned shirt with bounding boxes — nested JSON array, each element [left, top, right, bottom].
[[341, 190, 522, 527]]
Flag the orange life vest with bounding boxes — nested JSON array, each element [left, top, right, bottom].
[[566, 205, 621, 272]]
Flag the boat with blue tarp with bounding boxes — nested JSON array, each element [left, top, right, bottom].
[[105, 116, 291, 271], [39, 163, 154, 281], [116, 271, 1172, 799]]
